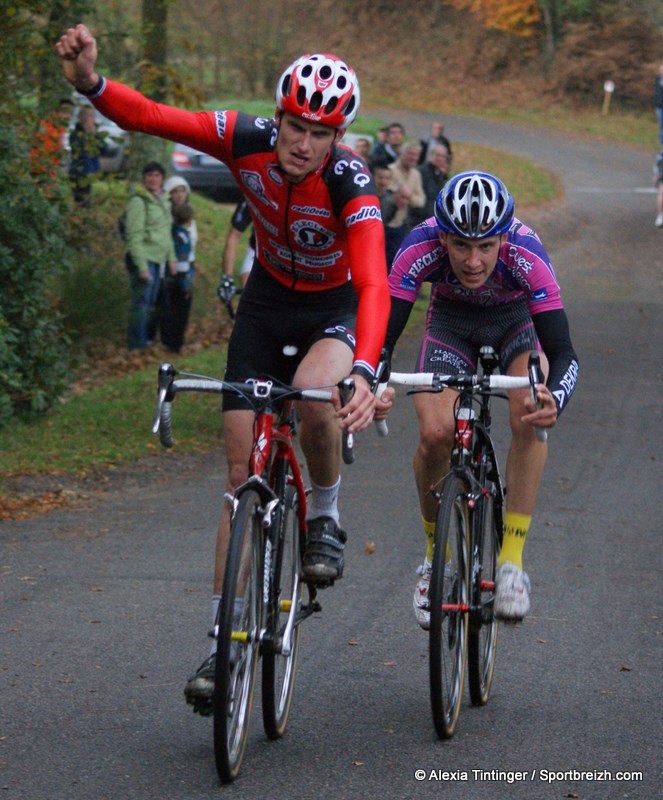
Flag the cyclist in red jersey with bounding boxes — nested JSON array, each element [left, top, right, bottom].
[[56, 25, 391, 714]]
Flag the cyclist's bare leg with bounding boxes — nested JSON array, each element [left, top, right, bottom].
[[504, 351, 550, 516], [293, 338, 353, 489], [413, 388, 458, 523], [495, 351, 550, 617], [213, 409, 255, 594]]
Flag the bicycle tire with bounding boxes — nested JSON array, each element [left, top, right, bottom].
[[429, 474, 469, 739], [262, 478, 302, 739], [213, 489, 263, 784], [468, 483, 500, 706]]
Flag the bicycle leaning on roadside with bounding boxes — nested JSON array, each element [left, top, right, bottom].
[[152, 363, 356, 783], [386, 347, 544, 739]]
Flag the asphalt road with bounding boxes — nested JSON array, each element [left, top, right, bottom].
[[2, 112, 662, 800]]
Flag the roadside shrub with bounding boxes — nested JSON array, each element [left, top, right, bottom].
[[0, 124, 72, 426]]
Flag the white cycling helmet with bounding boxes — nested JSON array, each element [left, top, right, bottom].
[[275, 53, 360, 130], [435, 171, 514, 238]]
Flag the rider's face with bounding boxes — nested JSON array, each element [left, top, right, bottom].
[[275, 112, 338, 183], [441, 232, 506, 289]]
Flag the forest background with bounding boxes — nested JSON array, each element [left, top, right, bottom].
[[0, 0, 661, 512]]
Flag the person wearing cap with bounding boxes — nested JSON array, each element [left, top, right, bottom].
[[124, 161, 176, 350], [162, 175, 197, 352], [56, 25, 390, 713]]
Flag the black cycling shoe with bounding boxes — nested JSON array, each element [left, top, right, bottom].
[[302, 516, 347, 583], [184, 655, 215, 716]]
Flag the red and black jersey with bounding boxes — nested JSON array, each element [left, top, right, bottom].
[[91, 79, 389, 378]]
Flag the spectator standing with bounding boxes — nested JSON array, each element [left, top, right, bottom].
[[655, 64, 663, 146], [414, 143, 450, 225], [418, 120, 453, 166], [124, 161, 175, 350], [388, 140, 425, 228], [372, 164, 400, 270], [352, 136, 371, 162], [161, 175, 197, 352], [68, 105, 108, 206], [370, 122, 405, 168]]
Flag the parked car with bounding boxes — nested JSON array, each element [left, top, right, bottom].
[[65, 97, 129, 173], [170, 143, 241, 204]]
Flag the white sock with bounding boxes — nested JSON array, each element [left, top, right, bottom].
[[209, 594, 220, 657], [306, 477, 341, 524]]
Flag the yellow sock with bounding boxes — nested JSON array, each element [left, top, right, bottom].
[[422, 517, 452, 563], [498, 512, 531, 569], [422, 517, 435, 562]]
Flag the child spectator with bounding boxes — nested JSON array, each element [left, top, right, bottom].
[[162, 200, 196, 352]]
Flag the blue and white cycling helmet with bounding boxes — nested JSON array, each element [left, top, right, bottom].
[[434, 171, 514, 238]]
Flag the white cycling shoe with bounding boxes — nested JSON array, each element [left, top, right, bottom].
[[413, 560, 432, 630], [494, 562, 531, 621]]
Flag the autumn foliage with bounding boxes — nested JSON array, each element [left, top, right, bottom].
[[446, 0, 541, 37]]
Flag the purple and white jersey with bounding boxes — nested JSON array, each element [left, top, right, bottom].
[[388, 216, 564, 315]]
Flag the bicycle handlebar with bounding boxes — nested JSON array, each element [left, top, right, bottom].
[[152, 363, 352, 455], [388, 372, 531, 390]]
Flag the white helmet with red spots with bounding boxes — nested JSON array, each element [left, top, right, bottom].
[[275, 53, 360, 130]]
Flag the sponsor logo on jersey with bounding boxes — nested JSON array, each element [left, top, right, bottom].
[[270, 240, 341, 269], [264, 249, 326, 281], [409, 248, 442, 278], [508, 246, 535, 277], [291, 219, 335, 250], [246, 199, 279, 236], [240, 170, 278, 209], [531, 288, 548, 301], [267, 167, 283, 185], [292, 205, 331, 218], [334, 157, 372, 188], [214, 111, 227, 138], [345, 206, 382, 226], [400, 275, 417, 291]]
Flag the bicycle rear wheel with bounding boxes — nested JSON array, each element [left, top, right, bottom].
[[214, 489, 263, 784], [429, 474, 469, 739], [468, 484, 500, 706], [262, 481, 302, 739]]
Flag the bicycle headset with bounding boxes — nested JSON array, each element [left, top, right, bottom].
[[434, 171, 514, 238], [275, 53, 360, 131]]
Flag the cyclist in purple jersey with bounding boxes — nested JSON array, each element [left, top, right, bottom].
[[379, 172, 579, 627]]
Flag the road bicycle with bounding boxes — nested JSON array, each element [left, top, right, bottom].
[[152, 363, 355, 783], [387, 347, 542, 739]]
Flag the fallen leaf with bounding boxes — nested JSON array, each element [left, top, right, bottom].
[[619, 664, 632, 672], [365, 541, 376, 554], [383, 661, 397, 667]]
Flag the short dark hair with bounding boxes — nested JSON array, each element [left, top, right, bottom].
[[172, 202, 194, 225], [143, 161, 166, 177]]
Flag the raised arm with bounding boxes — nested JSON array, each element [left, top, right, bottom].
[[55, 24, 101, 95]]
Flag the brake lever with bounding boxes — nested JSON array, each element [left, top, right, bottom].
[[338, 377, 355, 465], [528, 352, 548, 443]]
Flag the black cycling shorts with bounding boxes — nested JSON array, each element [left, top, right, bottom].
[[223, 262, 358, 411], [416, 296, 539, 375]]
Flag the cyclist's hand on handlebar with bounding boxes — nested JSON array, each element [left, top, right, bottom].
[[522, 383, 557, 430], [217, 276, 237, 304], [374, 385, 395, 422], [336, 375, 375, 433]]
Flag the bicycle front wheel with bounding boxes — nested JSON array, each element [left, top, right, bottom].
[[262, 482, 302, 739], [468, 484, 500, 706], [214, 489, 263, 784], [429, 474, 469, 739]]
